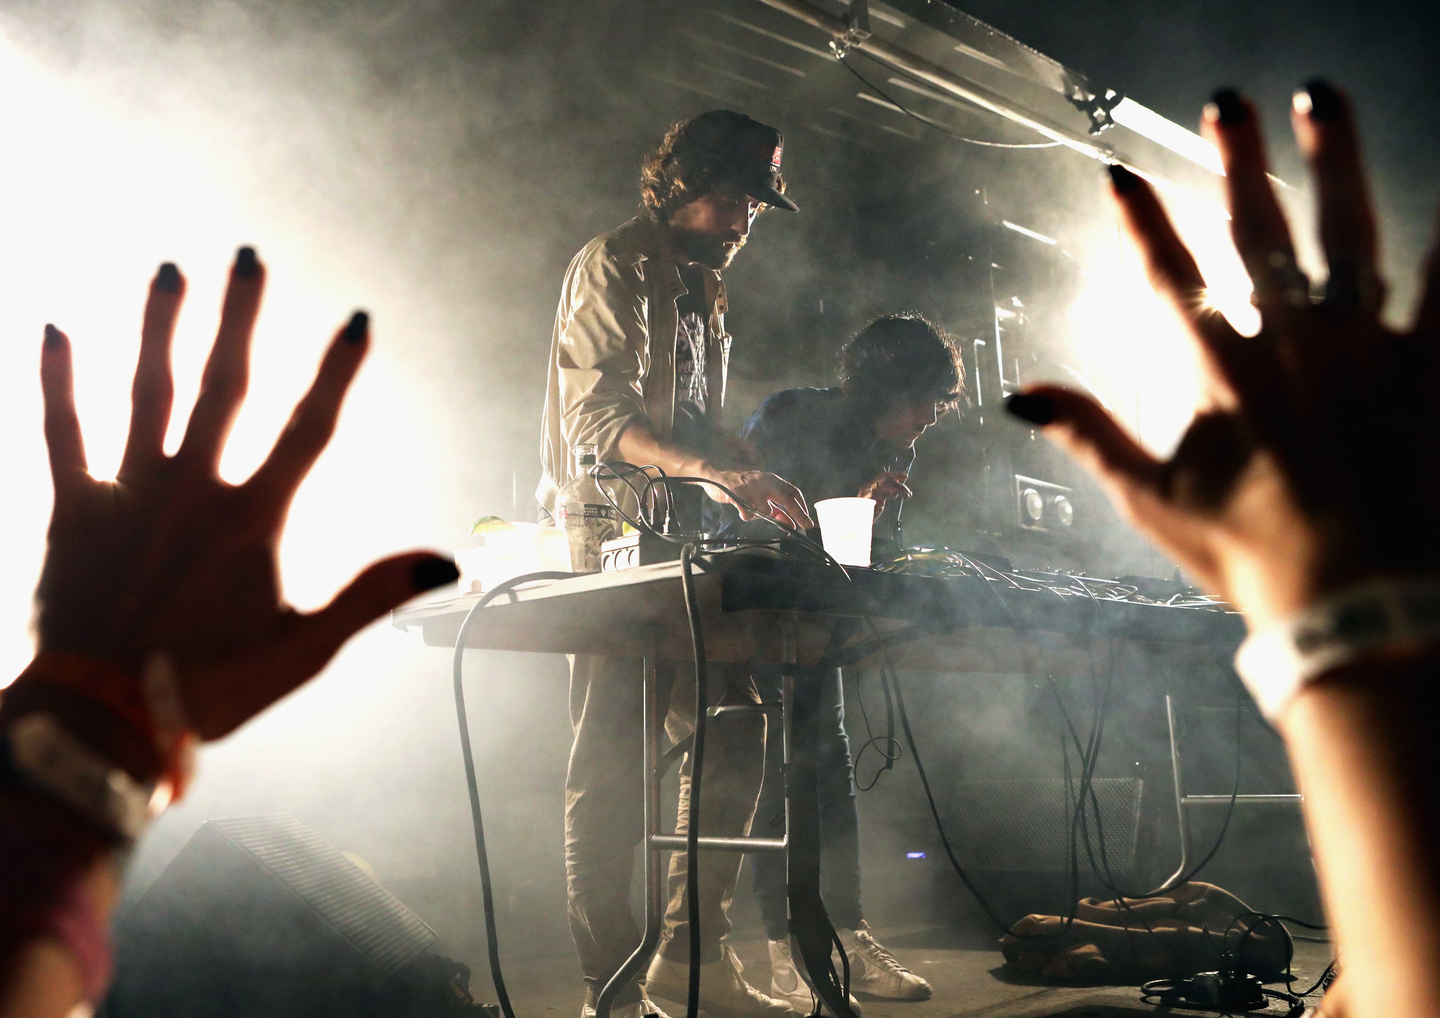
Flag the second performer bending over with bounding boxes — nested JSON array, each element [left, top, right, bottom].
[[713, 314, 963, 1008]]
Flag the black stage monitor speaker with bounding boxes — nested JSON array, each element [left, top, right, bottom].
[[106, 813, 440, 1018]]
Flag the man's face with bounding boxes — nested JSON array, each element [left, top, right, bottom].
[[669, 181, 763, 270], [875, 396, 942, 449]]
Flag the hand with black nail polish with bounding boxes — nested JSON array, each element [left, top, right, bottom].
[[1008, 82, 1440, 634], [26, 248, 455, 740], [1007, 86, 1440, 1018]]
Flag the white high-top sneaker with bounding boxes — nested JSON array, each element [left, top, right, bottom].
[[836, 923, 932, 1000], [766, 939, 863, 1016], [580, 989, 672, 1018], [647, 944, 802, 1018]]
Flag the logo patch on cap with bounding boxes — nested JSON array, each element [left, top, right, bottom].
[[771, 141, 784, 168]]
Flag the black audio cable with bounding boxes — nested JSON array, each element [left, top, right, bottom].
[[453, 570, 578, 1018], [678, 543, 707, 1018]]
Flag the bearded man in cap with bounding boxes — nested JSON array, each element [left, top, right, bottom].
[[538, 111, 812, 1018]]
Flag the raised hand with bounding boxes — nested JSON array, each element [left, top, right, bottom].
[[1005, 82, 1440, 632], [31, 249, 456, 741]]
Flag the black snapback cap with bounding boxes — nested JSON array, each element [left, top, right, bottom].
[[680, 110, 799, 212]]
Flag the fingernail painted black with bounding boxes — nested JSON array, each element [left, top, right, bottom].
[[342, 310, 369, 344], [1108, 163, 1140, 193], [235, 246, 259, 278], [412, 558, 459, 592], [1304, 79, 1341, 121], [1005, 393, 1055, 426], [43, 323, 62, 349], [155, 262, 181, 293], [1211, 88, 1247, 126]]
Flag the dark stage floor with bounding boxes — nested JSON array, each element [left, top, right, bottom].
[[474, 924, 1334, 1018]]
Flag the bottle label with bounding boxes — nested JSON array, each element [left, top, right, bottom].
[[558, 502, 619, 573]]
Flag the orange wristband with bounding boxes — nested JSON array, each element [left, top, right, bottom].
[[14, 652, 155, 748]]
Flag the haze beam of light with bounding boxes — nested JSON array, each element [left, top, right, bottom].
[[0, 26, 435, 687]]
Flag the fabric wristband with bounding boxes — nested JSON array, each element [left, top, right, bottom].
[[2, 713, 155, 842], [2, 652, 197, 839], [1234, 577, 1440, 721]]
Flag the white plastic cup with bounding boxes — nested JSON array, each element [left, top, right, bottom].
[[814, 497, 876, 567]]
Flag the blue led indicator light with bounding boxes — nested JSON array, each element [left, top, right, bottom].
[[905, 851, 926, 859]]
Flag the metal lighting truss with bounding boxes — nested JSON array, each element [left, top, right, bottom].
[[751, 0, 1227, 196]]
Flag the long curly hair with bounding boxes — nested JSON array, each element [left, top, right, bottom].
[[839, 313, 965, 412], [639, 119, 786, 218]]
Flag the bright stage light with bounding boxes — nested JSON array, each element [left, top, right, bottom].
[[1110, 97, 1224, 177], [0, 27, 437, 687], [1060, 178, 1257, 457]]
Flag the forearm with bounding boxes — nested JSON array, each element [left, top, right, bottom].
[[1280, 655, 1440, 1018], [0, 660, 158, 1017], [615, 419, 812, 528], [0, 787, 120, 1018], [615, 419, 709, 479]]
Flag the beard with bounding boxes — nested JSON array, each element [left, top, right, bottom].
[[673, 228, 747, 270]]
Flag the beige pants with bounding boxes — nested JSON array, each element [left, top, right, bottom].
[[564, 654, 766, 1004]]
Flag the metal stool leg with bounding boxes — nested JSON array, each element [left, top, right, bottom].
[[595, 634, 665, 1018], [1147, 694, 1192, 895], [1147, 693, 1304, 897]]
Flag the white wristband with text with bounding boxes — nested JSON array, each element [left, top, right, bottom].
[[1234, 578, 1440, 722], [6, 712, 155, 841]]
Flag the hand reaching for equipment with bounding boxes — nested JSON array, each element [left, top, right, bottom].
[[857, 471, 912, 516], [704, 467, 815, 531], [31, 249, 457, 741], [1006, 82, 1440, 632]]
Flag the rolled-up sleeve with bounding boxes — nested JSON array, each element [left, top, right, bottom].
[[557, 247, 651, 463]]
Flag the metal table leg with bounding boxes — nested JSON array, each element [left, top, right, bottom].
[[595, 634, 665, 1018]]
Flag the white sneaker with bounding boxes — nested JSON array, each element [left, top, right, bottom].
[[646, 944, 802, 1018], [837, 924, 932, 1000], [580, 991, 672, 1018], [767, 939, 863, 1016]]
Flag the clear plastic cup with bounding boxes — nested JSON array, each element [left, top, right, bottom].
[[814, 497, 876, 567]]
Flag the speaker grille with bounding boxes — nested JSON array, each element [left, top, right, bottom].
[[948, 778, 1143, 873], [212, 814, 436, 975]]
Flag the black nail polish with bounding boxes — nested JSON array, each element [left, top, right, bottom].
[[1005, 393, 1055, 426], [1108, 163, 1140, 193], [1303, 79, 1341, 121], [43, 323, 63, 349], [342, 310, 369, 344], [1211, 88, 1248, 126], [155, 262, 181, 293], [234, 246, 259, 278], [411, 558, 459, 592]]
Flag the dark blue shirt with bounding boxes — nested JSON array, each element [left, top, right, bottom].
[[708, 387, 915, 554]]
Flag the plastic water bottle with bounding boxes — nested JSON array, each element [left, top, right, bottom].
[[556, 444, 620, 572]]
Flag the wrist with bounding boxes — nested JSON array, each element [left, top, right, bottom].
[[1, 652, 197, 843], [1234, 576, 1440, 722], [688, 459, 725, 485], [2, 654, 162, 783]]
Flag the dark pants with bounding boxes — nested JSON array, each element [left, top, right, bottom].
[[750, 666, 863, 941], [565, 654, 766, 1004]]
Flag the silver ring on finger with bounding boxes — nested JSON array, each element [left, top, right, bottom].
[[1251, 249, 1311, 309]]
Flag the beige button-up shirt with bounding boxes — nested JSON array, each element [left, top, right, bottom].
[[537, 215, 732, 520]]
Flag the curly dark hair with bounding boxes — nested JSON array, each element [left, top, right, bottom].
[[639, 119, 786, 218], [839, 313, 965, 412]]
